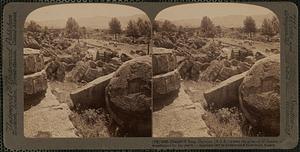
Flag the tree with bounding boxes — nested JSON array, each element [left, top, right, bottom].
[[177, 25, 185, 36], [27, 20, 42, 33], [152, 20, 160, 33], [261, 18, 276, 41], [109, 17, 122, 40], [79, 26, 87, 39], [243, 16, 256, 39], [200, 16, 216, 38], [126, 20, 139, 43], [136, 18, 145, 36], [271, 16, 279, 35], [65, 17, 80, 40], [41, 26, 49, 37], [215, 25, 222, 37], [161, 20, 177, 33]]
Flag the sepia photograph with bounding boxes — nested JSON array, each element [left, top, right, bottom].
[[23, 4, 152, 137], [2, 0, 299, 149], [152, 3, 280, 137]]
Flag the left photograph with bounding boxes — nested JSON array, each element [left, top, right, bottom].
[[23, 4, 152, 137]]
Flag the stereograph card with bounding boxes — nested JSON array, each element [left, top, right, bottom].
[[1, 0, 298, 150]]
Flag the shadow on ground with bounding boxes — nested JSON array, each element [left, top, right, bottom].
[[24, 91, 46, 111], [153, 90, 179, 112]]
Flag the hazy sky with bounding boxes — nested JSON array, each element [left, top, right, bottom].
[[156, 3, 275, 20], [26, 4, 145, 21]]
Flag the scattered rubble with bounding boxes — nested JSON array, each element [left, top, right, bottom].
[[200, 60, 223, 82], [230, 47, 253, 61], [46, 60, 66, 82]]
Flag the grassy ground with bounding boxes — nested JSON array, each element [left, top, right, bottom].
[[202, 107, 244, 137], [182, 80, 264, 137], [69, 108, 111, 137]]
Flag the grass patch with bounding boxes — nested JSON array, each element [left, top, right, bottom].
[[203, 107, 244, 137], [69, 108, 134, 137], [203, 106, 264, 137], [69, 108, 111, 137]]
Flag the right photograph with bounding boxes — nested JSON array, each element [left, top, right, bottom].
[[152, 3, 280, 137]]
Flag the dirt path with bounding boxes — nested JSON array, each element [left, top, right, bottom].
[[152, 82, 211, 137], [24, 82, 78, 138]]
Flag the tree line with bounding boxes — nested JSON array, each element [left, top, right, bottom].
[[26, 17, 151, 43], [26, 15, 279, 41], [153, 16, 279, 40], [109, 17, 151, 42]]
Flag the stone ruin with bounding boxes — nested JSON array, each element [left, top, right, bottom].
[[24, 48, 48, 99], [105, 56, 152, 136], [204, 54, 280, 136], [152, 47, 181, 100], [70, 56, 152, 136]]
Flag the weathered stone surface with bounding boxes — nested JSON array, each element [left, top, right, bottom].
[[218, 66, 239, 81], [153, 47, 177, 75], [24, 48, 45, 75], [58, 55, 75, 64], [70, 72, 114, 109], [24, 36, 41, 49], [254, 51, 266, 61], [178, 60, 193, 79], [67, 61, 88, 83], [103, 63, 118, 75], [200, 60, 223, 82], [87, 60, 97, 69], [239, 55, 280, 136], [190, 61, 202, 81], [223, 60, 232, 67], [176, 56, 186, 65], [96, 60, 105, 67], [244, 56, 255, 65], [204, 72, 247, 109], [86, 48, 98, 61], [110, 57, 122, 66], [153, 70, 181, 98], [231, 59, 239, 66], [193, 54, 209, 63], [83, 67, 104, 82], [63, 63, 75, 72], [230, 48, 253, 61], [237, 62, 251, 73], [105, 56, 152, 136], [45, 61, 65, 82], [120, 53, 133, 62], [24, 70, 48, 98]]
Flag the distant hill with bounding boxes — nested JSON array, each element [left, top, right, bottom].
[[25, 14, 149, 29], [157, 14, 275, 28]]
